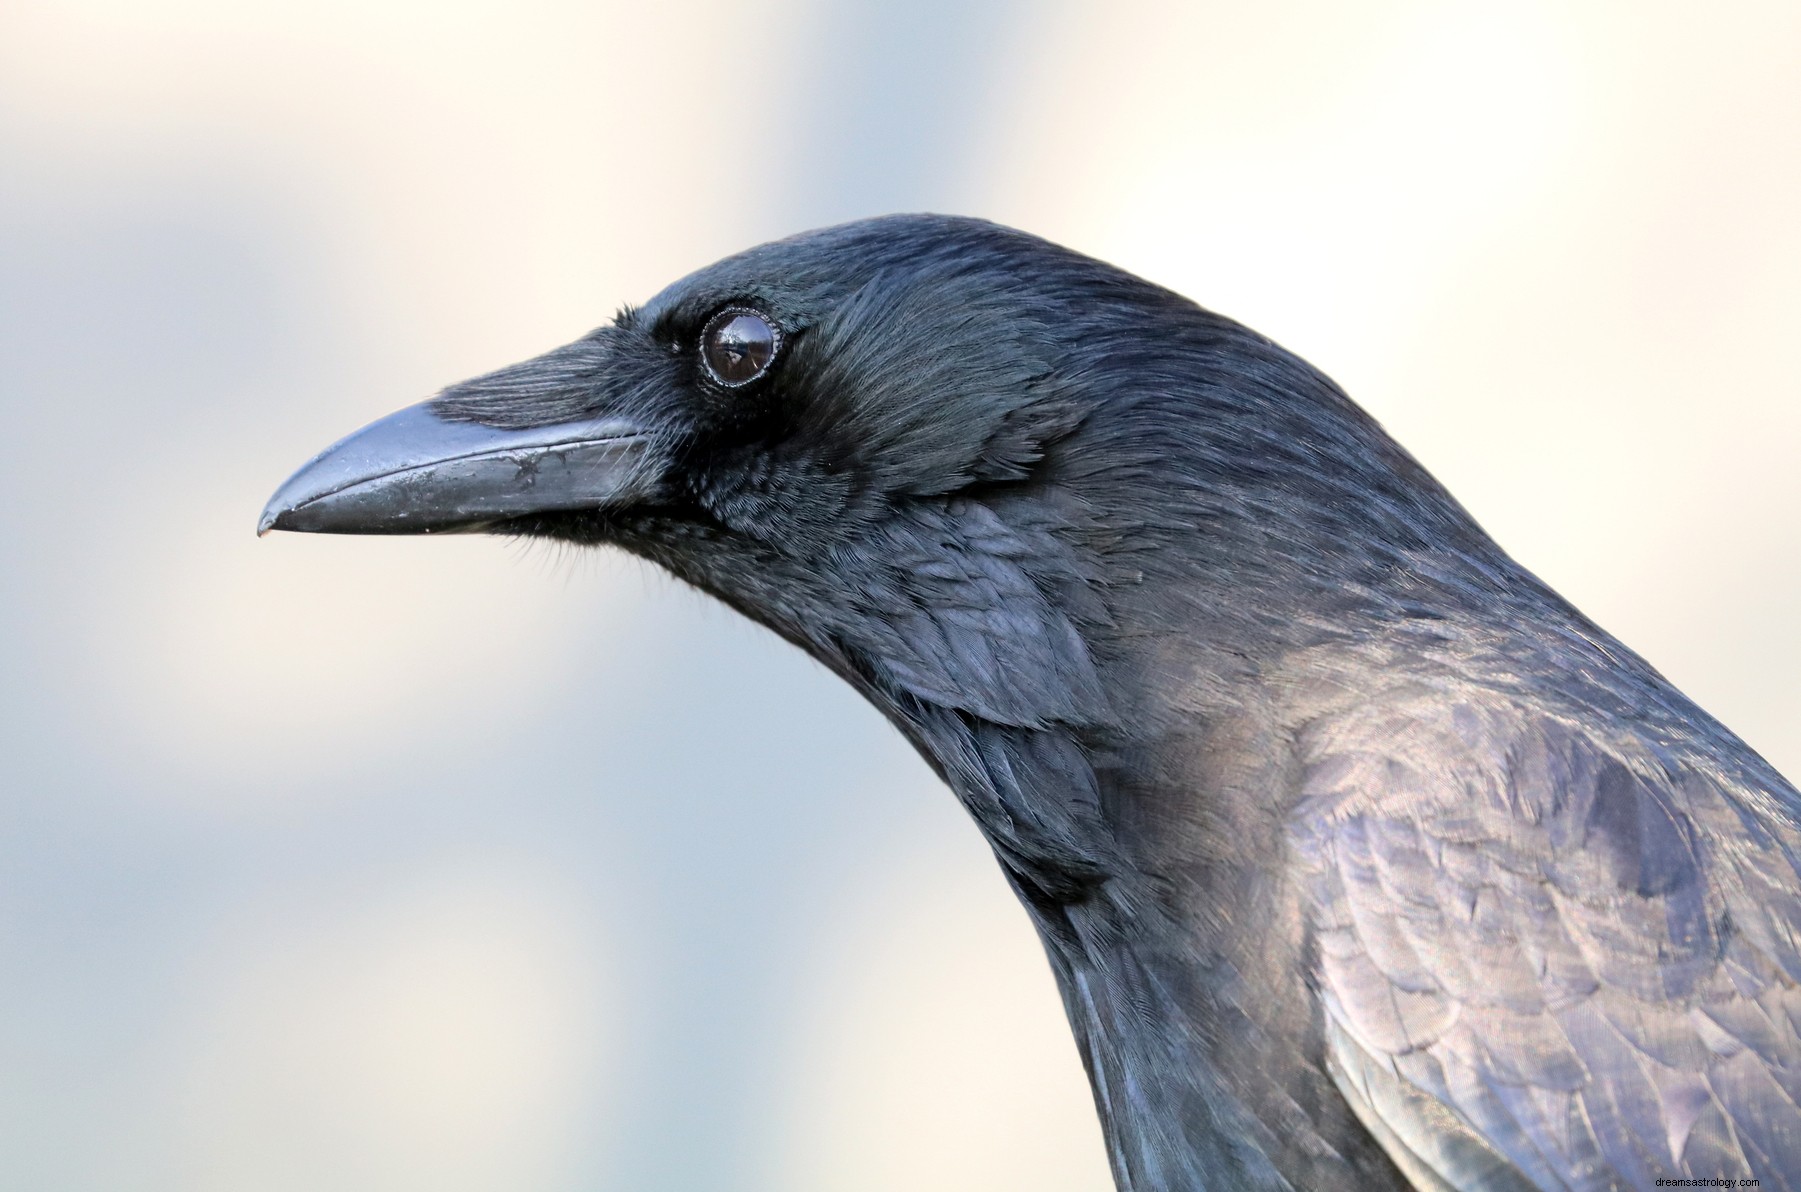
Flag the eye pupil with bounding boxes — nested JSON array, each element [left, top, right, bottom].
[[701, 308, 778, 386]]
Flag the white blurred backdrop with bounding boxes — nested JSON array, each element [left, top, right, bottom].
[[1, 2, 1797, 1188]]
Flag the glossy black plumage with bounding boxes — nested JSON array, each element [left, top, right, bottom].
[[261, 215, 1801, 1190]]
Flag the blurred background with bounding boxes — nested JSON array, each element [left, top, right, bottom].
[[2, 2, 1798, 1188]]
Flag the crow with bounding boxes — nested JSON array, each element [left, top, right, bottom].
[[260, 215, 1801, 1191]]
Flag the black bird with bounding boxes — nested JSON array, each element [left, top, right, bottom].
[[260, 215, 1801, 1191]]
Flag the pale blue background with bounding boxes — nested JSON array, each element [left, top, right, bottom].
[[2, 3, 1798, 1188]]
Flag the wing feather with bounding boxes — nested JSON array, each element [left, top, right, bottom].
[[1298, 711, 1801, 1189]]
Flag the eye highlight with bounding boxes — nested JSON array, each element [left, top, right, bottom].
[[699, 306, 780, 387]]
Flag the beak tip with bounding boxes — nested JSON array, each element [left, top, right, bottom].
[[256, 502, 286, 537]]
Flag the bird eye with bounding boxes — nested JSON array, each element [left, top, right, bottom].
[[699, 307, 780, 387]]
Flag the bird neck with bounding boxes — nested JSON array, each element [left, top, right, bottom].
[[889, 692, 1404, 1191]]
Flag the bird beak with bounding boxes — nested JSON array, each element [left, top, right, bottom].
[[259, 329, 673, 536], [257, 401, 660, 536]]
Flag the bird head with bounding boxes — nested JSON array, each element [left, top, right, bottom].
[[262, 214, 1486, 745], [268, 218, 1110, 727]]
